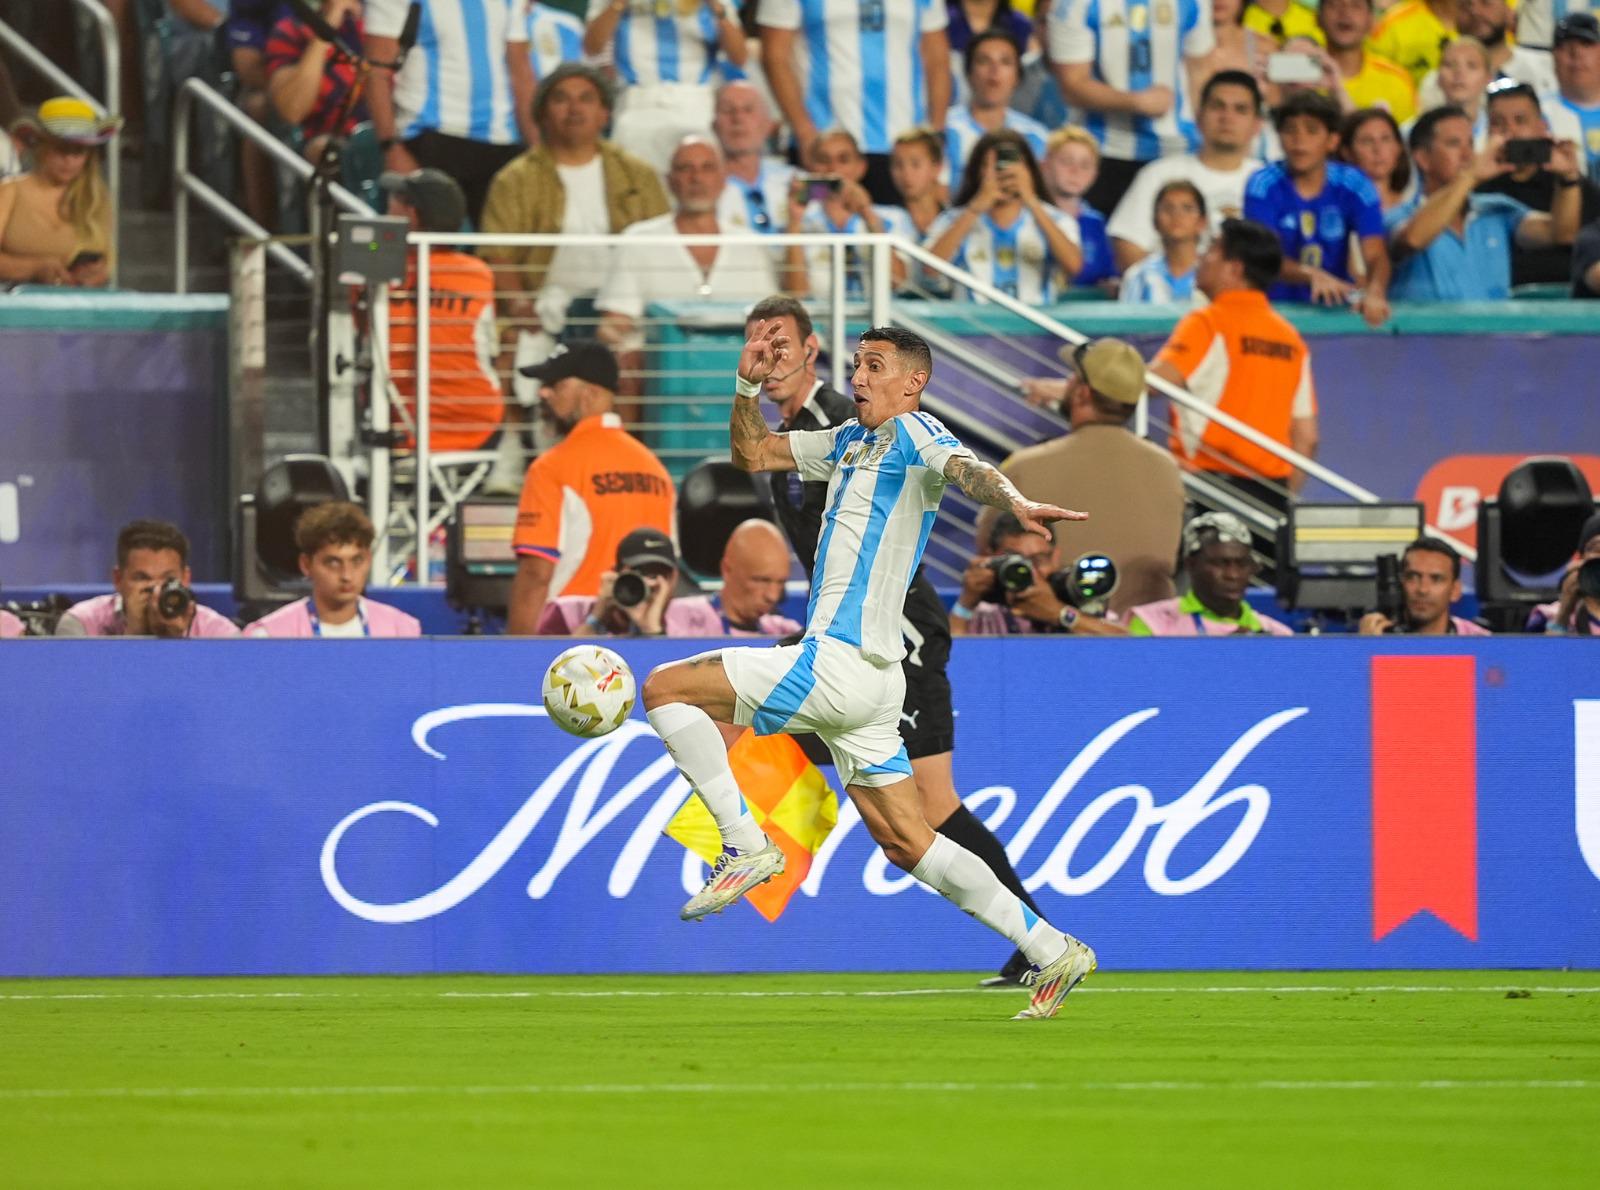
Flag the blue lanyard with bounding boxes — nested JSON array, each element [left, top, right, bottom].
[[308, 600, 370, 637]]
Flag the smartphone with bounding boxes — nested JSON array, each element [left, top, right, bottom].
[[69, 251, 104, 269], [1502, 138, 1554, 166], [797, 173, 843, 203], [1265, 52, 1323, 85], [994, 144, 1023, 168]]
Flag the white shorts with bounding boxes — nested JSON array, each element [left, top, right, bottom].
[[718, 635, 911, 789]]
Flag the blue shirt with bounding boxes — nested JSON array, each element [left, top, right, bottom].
[[1385, 191, 1531, 301], [1119, 252, 1196, 303], [1243, 160, 1385, 303], [1072, 202, 1117, 286]]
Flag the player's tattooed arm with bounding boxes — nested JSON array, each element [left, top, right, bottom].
[[943, 455, 1089, 538], [729, 391, 797, 473]]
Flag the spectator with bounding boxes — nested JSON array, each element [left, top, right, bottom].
[[246, 502, 421, 637], [1005, 338, 1187, 614], [888, 127, 949, 240], [926, 128, 1083, 300], [947, 0, 1034, 57], [365, 0, 537, 225], [1244, 90, 1391, 324], [382, 168, 504, 453], [741, 296, 854, 579], [223, 0, 287, 229], [1519, 0, 1597, 50], [1120, 180, 1207, 303], [1370, 0, 1459, 87], [1574, 205, 1600, 293], [0, 607, 22, 638], [1388, 106, 1583, 300], [1041, 126, 1118, 288], [1478, 79, 1600, 286], [1149, 218, 1318, 514], [1319, 0, 1417, 124], [1358, 536, 1490, 635], [1244, 0, 1319, 44], [1528, 511, 1600, 634], [953, 511, 1130, 635], [785, 129, 914, 298], [712, 80, 794, 236], [595, 137, 781, 351], [1422, 0, 1557, 106], [528, 3, 585, 82], [1047, 0, 1216, 213], [1192, 0, 1282, 107], [506, 341, 675, 634], [1424, 37, 1493, 139], [1126, 511, 1293, 635], [759, 0, 953, 204], [480, 63, 669, 335], [265, 0, 368, 161], [56, 520, 240, 638], [1549, 13, 1600, 185], [944, 29, 1049, 184], [712, 519, 802, 634], [1108, 70, 1265, 272], [1339, 107, 1414, 209], [2, 99, 119, 288], [582, 0, 747, 175]]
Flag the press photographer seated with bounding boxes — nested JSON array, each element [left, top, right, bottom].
[[1126, 511, 1294, 636], [950, 512, 1126, 637], [1528, 513, 1600, 636], [56, 520, 239, 638], [246, 503, 421, 638], [1358, 536, 1490, 636]]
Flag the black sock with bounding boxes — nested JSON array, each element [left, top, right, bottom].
[[935, 804, 1041, 915]]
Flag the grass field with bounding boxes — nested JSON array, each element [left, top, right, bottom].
[[3, 970, 1598, 1189]]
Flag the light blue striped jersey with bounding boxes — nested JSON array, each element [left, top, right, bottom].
[[1548, 95, 1600, 186], [758, 0, 950, 154], [925, 203, 1081, 302], [798, 200, 917, 296], [942, 105, 1050, 184], [528, 2, 584, 81], [1118, 252, 1196, 303], [1046, 0, 1213, 161], [588, 0, 723, 86], [369, 0, 530, 143], [787, 410, 975, 664]]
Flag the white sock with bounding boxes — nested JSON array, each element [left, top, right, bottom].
[[646, 702, 767, 854], [911, 835, 1069, 967]]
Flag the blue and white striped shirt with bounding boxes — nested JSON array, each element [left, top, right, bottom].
[[1119, 252, 1196, 303], [926, 204, 1081, 302], [369, 0, 530, 143], [588, 0, 723, 86], [758, 0, 950, 155], [529, 2, 584, 81], [787, 410, 975, 664], [942, 105, 1050, 184], [1046, 0, 1213, 161]]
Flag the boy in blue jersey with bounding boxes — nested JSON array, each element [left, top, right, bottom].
[[1243, 90, 1393, 326], [640, 323, 1099, 1020]]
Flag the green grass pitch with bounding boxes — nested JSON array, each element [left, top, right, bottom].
[[3, 970, 1598, 1189]]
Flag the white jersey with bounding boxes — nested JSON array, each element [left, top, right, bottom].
[[1519, 0, 1594, 49], [941, 105, 1050, 185], [798, 200, 917, 297], [589, 0, 723, 85], [1106, 152, 1261, 254], [1047, 0, 1214, 161], [369, 0, 530, 143], [925, 204, 1081, 303], [758, 0, 950, 155], [1118, 252, 1197, 304], [786, 411, 974, 665], [529, 2, 584, 81]]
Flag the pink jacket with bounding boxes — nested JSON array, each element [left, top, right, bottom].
[[1128, 596, 1293, 637], [0, 609, 23, 638], [246, 597, 422, 638], [58, 593, 240, 637], [538, 594, 801, 637]]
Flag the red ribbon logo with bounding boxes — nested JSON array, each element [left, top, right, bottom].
[[1370, 655, 1479, 941]]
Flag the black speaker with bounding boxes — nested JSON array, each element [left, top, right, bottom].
[[233, 454, 351, 610], [1476, 457, 1598, 629], [676, 459, 772, 578]]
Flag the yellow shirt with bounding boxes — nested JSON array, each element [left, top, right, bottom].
[[1369, 0, 1457, 86], [1343, 50, 1419, 123], [1244, 1, 1324, 44]]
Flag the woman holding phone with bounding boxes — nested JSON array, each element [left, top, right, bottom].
[[0, 97, 118, 287]]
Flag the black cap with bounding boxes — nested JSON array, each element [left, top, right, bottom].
[[616, 528, 678, 573], [518, 340, 620, 390], [1555, 12, 1600, 44], [378, 168, 467, 234]]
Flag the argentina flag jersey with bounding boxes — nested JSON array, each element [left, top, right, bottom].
[[786, 410, 974, 665], [1047, 0, 1213, 161], [925, 204, 1082, 302], [589, 0, 724, 85], [369, 0, 529, 143], [528, 2, 584, 81]]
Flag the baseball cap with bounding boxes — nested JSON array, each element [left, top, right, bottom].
[[378, 168, 467, 234], [1183, 511, 1253, 556], [1555, 12, 1600, 44], [518, 341, 621, 390], [1057, 338, 1147, 405], [616, 528, 678, 573]]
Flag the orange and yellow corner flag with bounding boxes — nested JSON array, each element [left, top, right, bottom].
[[664, 729, 839, 922]]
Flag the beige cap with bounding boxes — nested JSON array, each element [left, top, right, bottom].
[[1056, 338, 1147, 406]]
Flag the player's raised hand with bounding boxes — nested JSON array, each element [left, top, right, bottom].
[[1014, 499, 1087, 538], [738, 319, 791, 386]]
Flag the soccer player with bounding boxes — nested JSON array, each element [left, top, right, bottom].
[[641, 322, 1099, 1020], [1243, 90, 1392, 326]]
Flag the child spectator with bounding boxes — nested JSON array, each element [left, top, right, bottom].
[[1243, 89, 1391, 324], [888, 127, 948, 241], [1120, 180, 1207, 303], [247, 502, 421, 637], [2, 98, 119, 287], [1420, 35, 1493, 143], [1042, 126, 1118, 289], [1338, 107, 1413, 210], [265, 0, 368, 161]]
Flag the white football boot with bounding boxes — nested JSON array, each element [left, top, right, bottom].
[[1012, 937, 1098, 1020], [680, 841, 786, 921]]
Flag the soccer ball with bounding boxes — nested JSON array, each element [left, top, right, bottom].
[[541, 645, 637, 738]]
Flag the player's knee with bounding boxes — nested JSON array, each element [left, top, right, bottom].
[[640, 666, 677, 711]]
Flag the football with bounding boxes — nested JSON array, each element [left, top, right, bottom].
[[541, 645, 637, 738]]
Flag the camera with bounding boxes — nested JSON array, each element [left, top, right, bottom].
[[1050, 553, 1118, 616], [156, 578, 195, 620], [612, 570, 649, 609], [1579, 557, 1600, 601], [798, 173, 843, 203], [982, 553, 1035, 603], [1374, 553, 1404, 628], [1502, 138, 1553, 167]]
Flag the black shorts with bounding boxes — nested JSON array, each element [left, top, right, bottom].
[[898, 571, 954, 759]]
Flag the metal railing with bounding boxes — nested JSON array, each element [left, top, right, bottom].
[[0, 0, 121, 284]]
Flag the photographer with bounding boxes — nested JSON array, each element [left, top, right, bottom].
[[951, 512, 1127, 637], [1127, 511, 1294, 636], [1, 608, 22, 638], [55, 520, 239, 638], [1358, 536, 1491, 636], [1528, 512, 1600, 636]]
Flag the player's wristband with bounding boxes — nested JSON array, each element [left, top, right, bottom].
[[950, 602, 975, 621], [734, 374, 761, 400]]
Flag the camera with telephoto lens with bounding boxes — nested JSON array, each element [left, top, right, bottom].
[[1049, 553, 1118, 616], [1579, 557, 1600, 601], [611, 570, 650, 609], [156, 578, 195, 620], [1374, 552, 1405, 630], [982, 553, 1035, 603]]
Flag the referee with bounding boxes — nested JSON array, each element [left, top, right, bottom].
[[744, 296, 1042, 985]]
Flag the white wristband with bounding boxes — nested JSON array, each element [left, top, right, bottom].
[[734, 374, 761, 400]]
